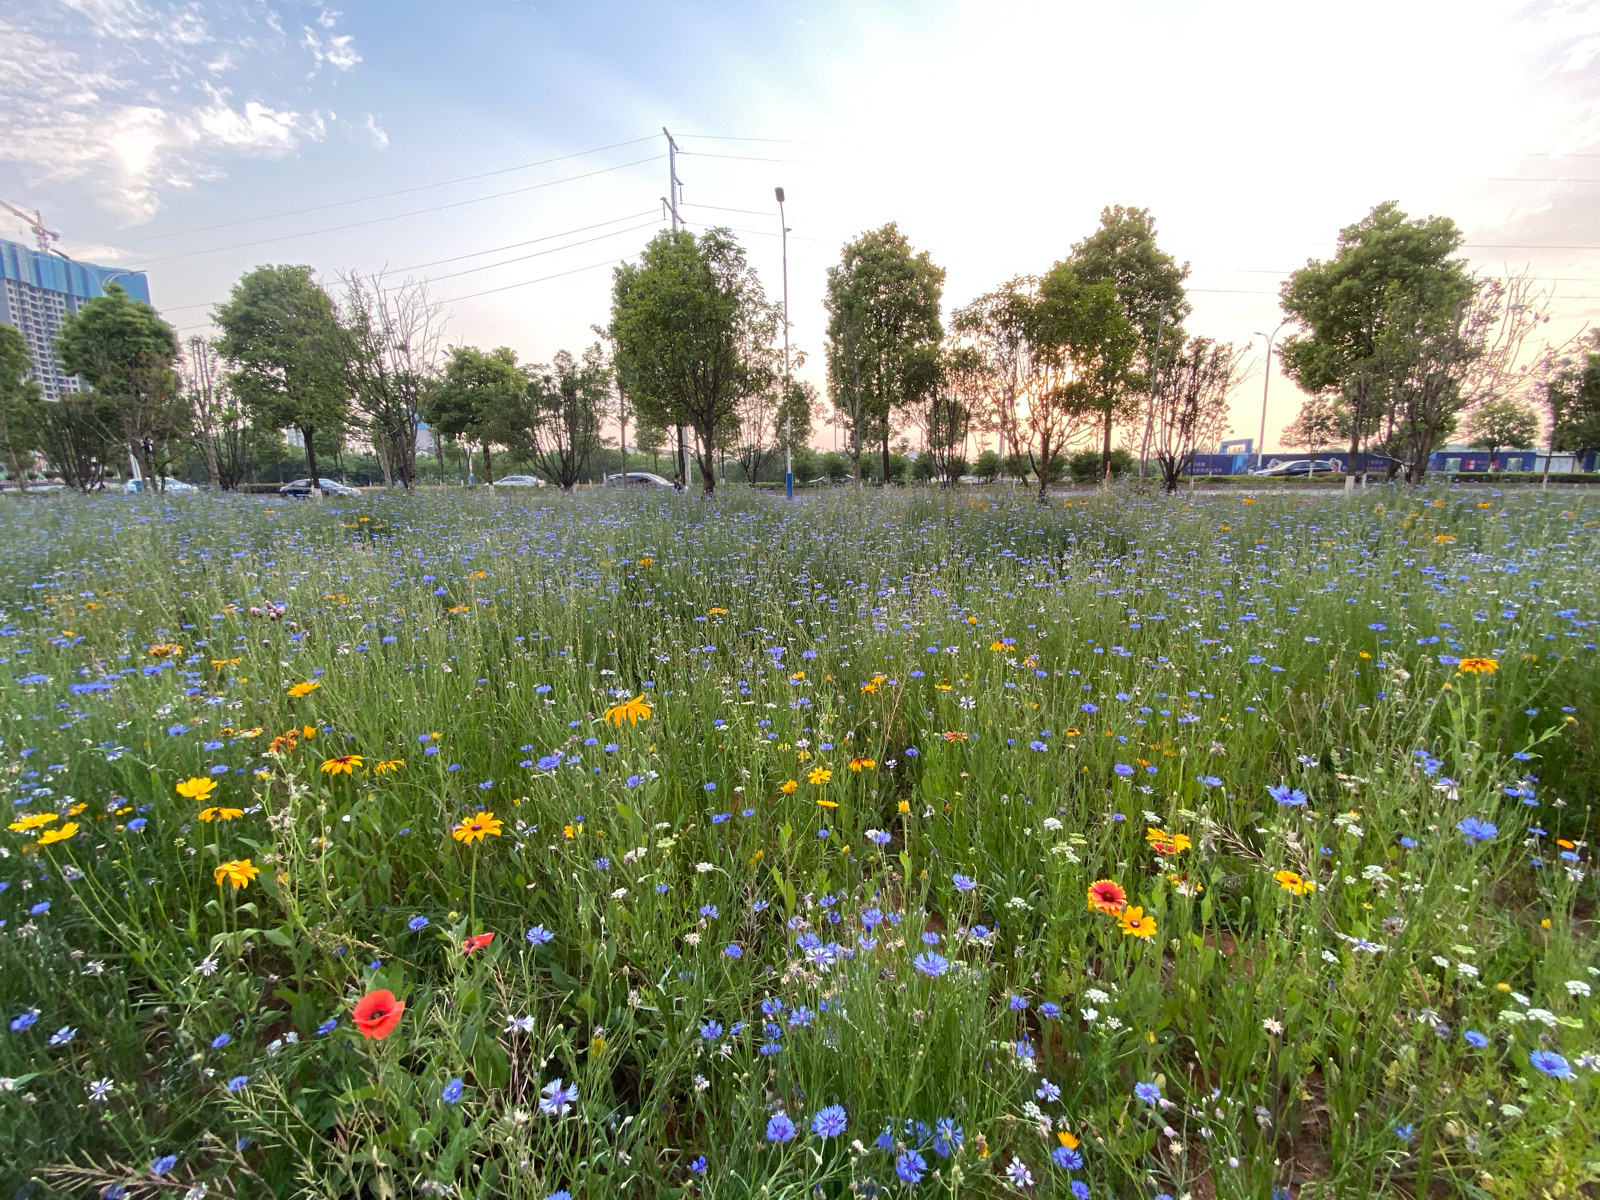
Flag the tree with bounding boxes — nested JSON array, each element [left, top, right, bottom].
[[1279, 202, 1471, 489], [0, 325, 42, 491], [951, 284, 1028, 470], [1070, 206, 1190, 480], [1467, 396, 1539, 469], [1019, 263, 1138, 502], [971, 449, 1002, 483], [1147, 337, 1243, 492], [54, 281, 185, 486], [917, 345, 983, 486], [214, 265, 351, 495], [1545, 331, 1600, 461], [824, 223, 945, 486], [427, 346, 532, 484], [340, 272, 446, 489], [734, 365, 815, 485], [526, 345, 608, 490], [1282, 395, 1342, 464], [36, 394, 120, 492], [610, 229, 777, 496]]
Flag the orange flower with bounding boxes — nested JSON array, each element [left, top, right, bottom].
[[942, 730, 969, 742], [8, 812, 58, 833], [352, 989, 405, 1039], [1087, 879, 1127, 915], [1145, 828, 1191, 856], [146, 643, 182, 657], [1274, 869, 1316, 895], [37, 821, 78, 846], [320, 755, 363, 775], [848, 757, 876, 772], [1458, 657, 1497, 675], [1119, 906, 1156, 938], [779, 779, 798, 795], [371, 759, 404, 775], [198, 807, 244, 823], [452, 812, 503, 844], [807, 767, 832, 785], [604, 694, 652, 726], [175, 777, 217, 802], [287, 680, 321, 698], [213, 859, 258, 889], [462, 932, 496, 954]]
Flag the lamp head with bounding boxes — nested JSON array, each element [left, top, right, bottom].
[[774, 187, 786, 203]]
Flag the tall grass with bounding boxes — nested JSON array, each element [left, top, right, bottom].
[[0, 485, 1595, 1199]]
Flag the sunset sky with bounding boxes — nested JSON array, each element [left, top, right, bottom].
[[4, 0, 1597, 451]]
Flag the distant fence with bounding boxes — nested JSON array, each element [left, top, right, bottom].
[[1183, 450, 1600, 477]]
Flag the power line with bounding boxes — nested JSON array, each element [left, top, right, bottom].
[[391, 209, 659, 273], [677, 150, 809, 164], [421, 219, 660, 284], [123, 155, 665, 266], [681, 219, 830, 244], [683, 201, 790, 219], [1488, 177, 1600, 182], [116, 135, 660, 245], [439, 255, 636, 304]]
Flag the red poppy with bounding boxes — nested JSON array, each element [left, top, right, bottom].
[[1086, 879, 1128, 915], [462, 932, 496, 954], [352, 989, 405, 1040]]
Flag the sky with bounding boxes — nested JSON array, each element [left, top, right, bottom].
[[2, 0, 1598, 453]]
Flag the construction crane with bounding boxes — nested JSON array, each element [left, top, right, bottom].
[[0, 201, 62, 254]]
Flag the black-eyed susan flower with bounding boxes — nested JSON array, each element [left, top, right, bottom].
[[452, 812, 503, 844]]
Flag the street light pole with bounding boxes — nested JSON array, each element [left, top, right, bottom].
[[1253, 319, 1292, 474], [777, 186, 792, 499]]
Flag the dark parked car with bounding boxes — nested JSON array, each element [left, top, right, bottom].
[[1252, 459, 1339, 477], [279, 478, 360, 497]]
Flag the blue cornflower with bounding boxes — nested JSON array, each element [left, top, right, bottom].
[[526, 925, 554, 946], [126, 818, 147, 831], [932, 1117, 962, 1157], [1530, 1050, 1572, 1078], [724, 943, 742, 959], [896, 1150, 927, 1184], [227, 1075, 249, 1092], [540, 1077, 578, 1115], [1010, 994, 1028, 1011], [767, 1112, 797, 1142], [211, 1032, 231, 1048], [30, 901, 50, 915], [1036, 1078, 1060, 1102], [913, 952, 949, 977], [699, 1020, 723, 1039], [151, 1154, 178, 1176], [1070, 1181, 1090, 1199], [689, 1156, 707, 1175], [1457, 817, 1497, 843], [1269, 784, 1307, 807], [441, 1077, 464, 1104], [1052, 1145, 1083, 1170], [952, 873, 977, 892], [1134, 1081, 1162, 1105], [1040, 1002, 1062, 1019], [408, 915, 429, 930], [1395, 1123, 1415, 1143], [316, 1018, 338, 1036], [700, 904, 719, 919], [1113, 763, 1134, 777], [50, 1026, 76, 1045], [812, 1104, 847, 1138], [1464, 1030, 1488, 1048]]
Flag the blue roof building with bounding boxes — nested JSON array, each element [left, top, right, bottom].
[[0, 238, 152, 400]]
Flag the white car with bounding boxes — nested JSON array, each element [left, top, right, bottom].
[[124, 478, 198, 495], [490, 474, 546, 487], [279, 478, 360, 497], [603, 471, 675, 489]]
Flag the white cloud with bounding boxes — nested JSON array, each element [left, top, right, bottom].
[[363, 114, 390, 150], [0, 1, 362, 223]]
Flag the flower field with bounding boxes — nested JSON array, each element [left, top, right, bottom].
[[0, 485, 1596, 1199]]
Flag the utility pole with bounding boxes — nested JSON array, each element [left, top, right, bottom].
[[1138, 302, 1166, 483], [664, 127, 688, 486], [1253, 319, 1292, 475], [776, 187, 792, 499]]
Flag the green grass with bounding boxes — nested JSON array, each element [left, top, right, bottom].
[[0, 484, 1595, 1199]]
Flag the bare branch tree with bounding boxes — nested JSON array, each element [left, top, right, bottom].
[[1148, 337, 1244, 492], [339, 271, 447, 489]]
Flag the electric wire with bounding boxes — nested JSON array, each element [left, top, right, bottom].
[[116, 135, 661, 244]]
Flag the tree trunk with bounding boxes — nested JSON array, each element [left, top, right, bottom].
[[881, 427, 890, 487], [482, 443, 494, 485], [1101, 407, 1114, 486], [302, 426, 321, 496]]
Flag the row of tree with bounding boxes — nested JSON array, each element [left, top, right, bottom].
[[4, 202, 1595, 497], [1276, 201, 1600, 484]]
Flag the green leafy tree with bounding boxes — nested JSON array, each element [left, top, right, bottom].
[[0, 325, 43, 491], [1147, 337, 1243, 492], [610, 228, 777, 496], [951, 284, 1028, 467], [427, 346, 532, 485], [1544, 333, 1600, 475], [526, 345, 608, 491], [824, 223, 945, 486], [1022, 264, 1138, 501], [1466, 396, 1539, 471], [214, 265, 351, 495], [1279, 202, 1471, 487], [1069, 206, 1190, 479], [971, 448, 1002, 483], [35, 394, 120, 491], [54, 281, 184, 485]]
